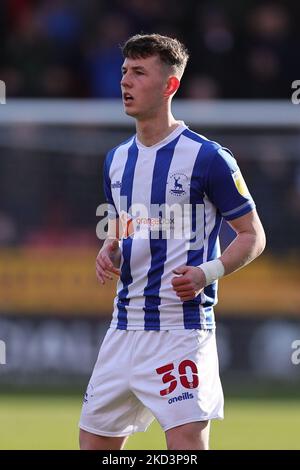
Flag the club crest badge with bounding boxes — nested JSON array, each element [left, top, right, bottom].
[[168, 173, 189, 197]]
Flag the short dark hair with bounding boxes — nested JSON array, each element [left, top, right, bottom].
[[121, 33, 189, 78]]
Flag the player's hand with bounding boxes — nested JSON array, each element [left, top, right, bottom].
[[171, 265, 206, 301], [96, 239, 121, 285]]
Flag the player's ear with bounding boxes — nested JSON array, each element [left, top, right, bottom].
[[164, 76, 180, 97]]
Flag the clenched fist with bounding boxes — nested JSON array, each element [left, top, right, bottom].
[[171, 265, 206, 301]]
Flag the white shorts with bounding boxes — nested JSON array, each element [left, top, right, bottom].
[[79, 328, 224, 437]]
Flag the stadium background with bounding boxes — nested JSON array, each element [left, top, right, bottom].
[[0, 0, 299, 449]]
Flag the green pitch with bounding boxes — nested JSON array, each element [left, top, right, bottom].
[[0, 394, 299, 450]]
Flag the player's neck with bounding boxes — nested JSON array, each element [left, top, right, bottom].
[[136, 113, 180, 147]]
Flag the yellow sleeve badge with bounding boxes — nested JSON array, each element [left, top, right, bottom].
[[232, 170, 249, 197]]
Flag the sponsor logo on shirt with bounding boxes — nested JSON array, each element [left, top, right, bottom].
[[119, 210, 175, 239]]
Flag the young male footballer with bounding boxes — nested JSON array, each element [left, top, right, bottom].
[[79, 33, 266, 450]]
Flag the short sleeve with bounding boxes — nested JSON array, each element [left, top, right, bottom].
[[205, 148, 255, 221]]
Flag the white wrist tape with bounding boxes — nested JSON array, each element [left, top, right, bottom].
[[197, 259, 225, 286]]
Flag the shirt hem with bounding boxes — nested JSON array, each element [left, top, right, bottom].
[[109, 323, 216, 331]]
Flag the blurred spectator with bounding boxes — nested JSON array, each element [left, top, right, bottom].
[[85, 14, 131, 98], [42, 65, 75, 97], [240, 3, 297, 98], [183, 74, 220, 99], [188, 4, 237, 98], [36, 0, 82, 46], [4, 6, 54, 96]]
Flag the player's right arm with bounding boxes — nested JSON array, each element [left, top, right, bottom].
[[96, 218, 121, 285], [97, 149, 122, 285]]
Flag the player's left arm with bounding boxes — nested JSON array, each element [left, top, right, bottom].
[[172, 209, 265, 301], [219, 208, 266, 275]]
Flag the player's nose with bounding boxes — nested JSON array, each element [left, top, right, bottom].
[[121, 74, 132, 88]]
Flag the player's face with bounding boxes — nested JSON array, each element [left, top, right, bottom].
[[121, 55, 169, 119]]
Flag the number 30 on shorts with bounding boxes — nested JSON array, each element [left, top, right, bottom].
[[156, 360, 199, 396]]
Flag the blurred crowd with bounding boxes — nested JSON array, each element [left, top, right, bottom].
[[0, 0, 299, 99]]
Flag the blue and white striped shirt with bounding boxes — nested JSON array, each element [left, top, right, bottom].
[[103, 122, 255, 330]]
